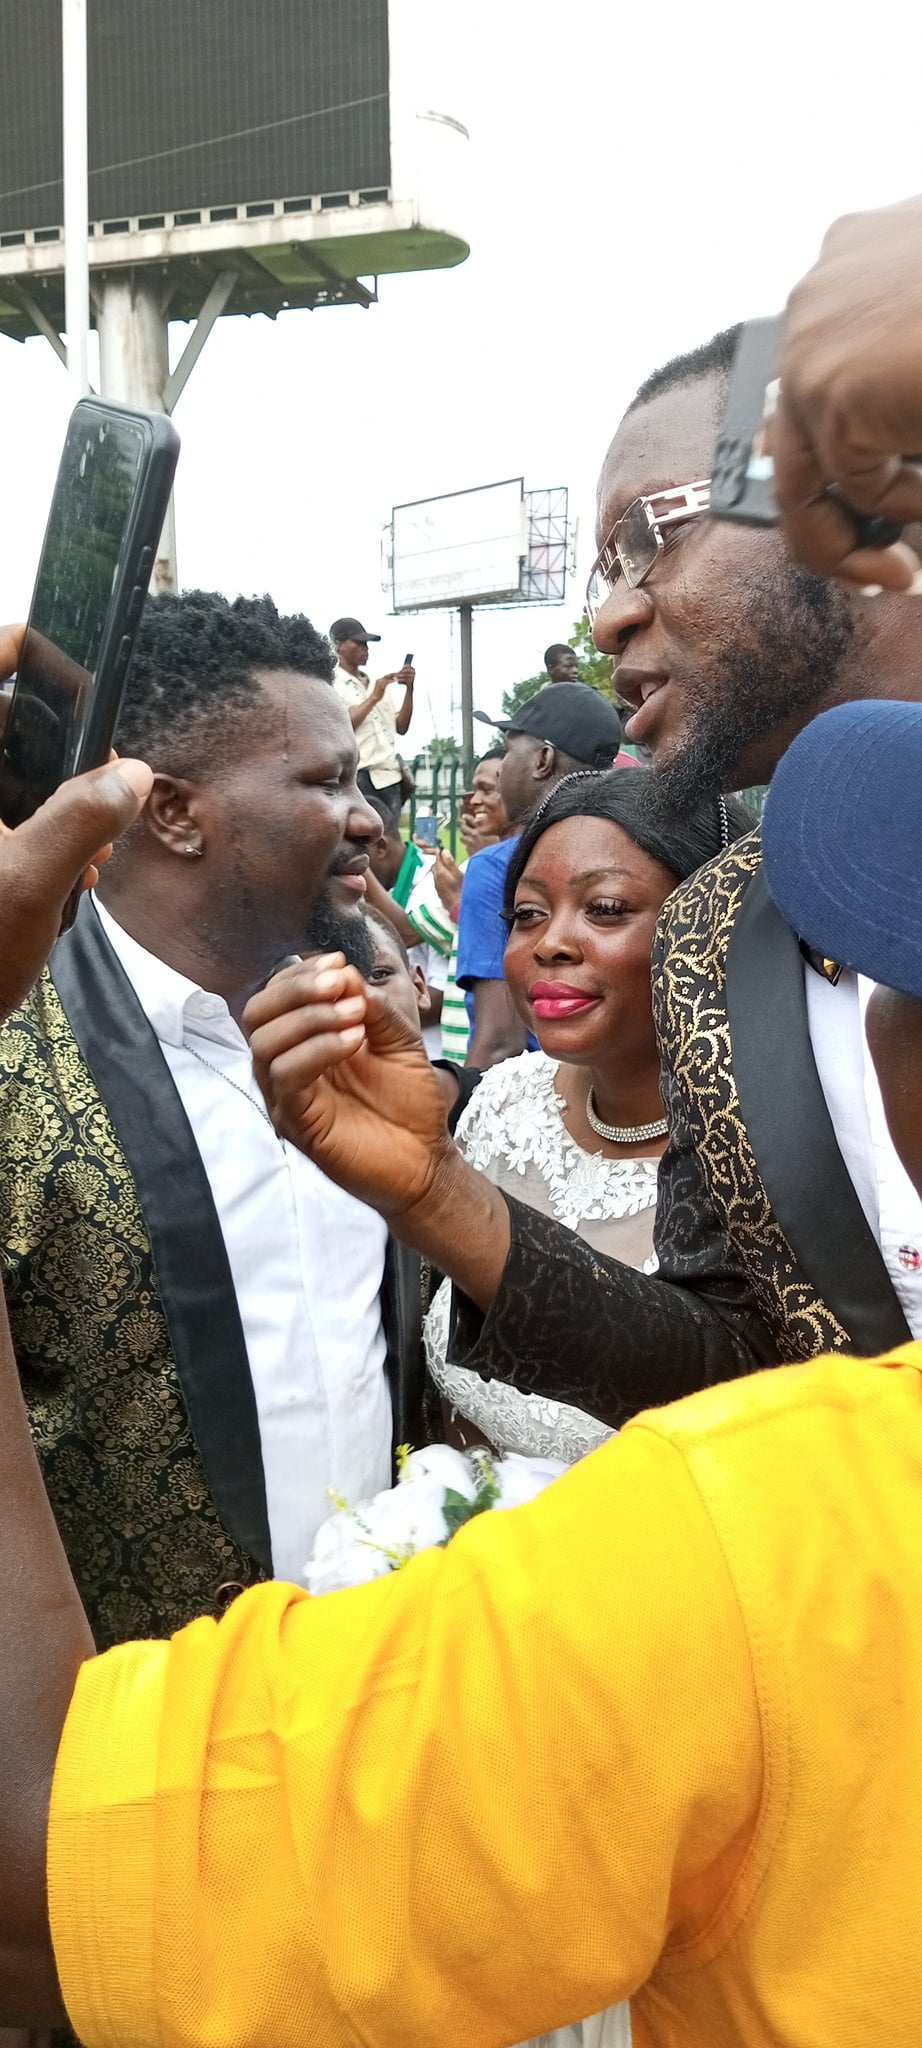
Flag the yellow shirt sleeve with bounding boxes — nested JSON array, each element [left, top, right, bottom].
[[48, 1425, 762, 2048]]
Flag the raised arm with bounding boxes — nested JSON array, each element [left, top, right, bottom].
[[338, 672, 396, 731], [394, 662, 415, 736], [246, 956, 514, 1306], [772, 193, 922, 590], [245, 957, 778, 1424], [0, 655, 154, 2023]]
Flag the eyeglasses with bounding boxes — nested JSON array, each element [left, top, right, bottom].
[[585, 478, 712, 621]]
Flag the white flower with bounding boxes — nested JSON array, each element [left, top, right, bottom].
[[361, 1475, 451, 1555], [304, 1508, 393, 1596], [400, 1443, 478, 1498], [493, 1452, 569, 1509], [305, 1444, 570, 1597]]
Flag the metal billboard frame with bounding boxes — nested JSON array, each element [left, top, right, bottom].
[[382, 479, 573, 778], [0, 0, 470, 588], [388, 476, 527, 612]]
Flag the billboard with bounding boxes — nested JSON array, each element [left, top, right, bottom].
[[0, 0, 390, 234], [0, 0, 468, 337], [390, 480, 528, 611]]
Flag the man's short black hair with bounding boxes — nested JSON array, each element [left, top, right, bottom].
[[476, 746, 505, 766], [116, 590, 334, 780], [627, 324, 742, 414], [364, 904, 411, 972], [544, 643, 574, 666]]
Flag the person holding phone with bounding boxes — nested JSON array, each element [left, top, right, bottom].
[[0, 590, 431, 1656], [331, 616, 415, 824], [6, 678, 922, 2047], [8, 187, 922, 2048]]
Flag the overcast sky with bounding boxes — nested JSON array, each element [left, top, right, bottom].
[[3, 0, 922, 743]]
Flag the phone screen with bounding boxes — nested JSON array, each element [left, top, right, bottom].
[[0, 408, 148, 826]]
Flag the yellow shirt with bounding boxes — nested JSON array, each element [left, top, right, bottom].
[[49, 1343, 922, 2048]]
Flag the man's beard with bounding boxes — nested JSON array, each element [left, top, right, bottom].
[[301, 886, 374, 976], [648, 564, 857, 813]]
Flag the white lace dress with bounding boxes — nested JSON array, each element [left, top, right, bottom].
[[425, 1051, 659, 1464], [426, 1054, 657, 2048]]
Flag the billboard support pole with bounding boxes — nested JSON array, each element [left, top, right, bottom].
[[459, 601, 474, 786], [62, 0, 90, 399], [97, 273, 177, 592]]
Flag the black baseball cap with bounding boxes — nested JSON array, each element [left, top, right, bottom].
[[476, 683, 622, 768], [330, 616, 381, 644]]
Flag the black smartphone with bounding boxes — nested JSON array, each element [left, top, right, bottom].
[[0, 398, 180, 880], [711, 317, 906, 550], [710, 316, 781, 527], [403, 651, 414, 667]]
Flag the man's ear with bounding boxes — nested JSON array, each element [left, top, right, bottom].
[[142, 775, 205, 856], [413, 965, 432, 1019], [533, 742, 557, 785]]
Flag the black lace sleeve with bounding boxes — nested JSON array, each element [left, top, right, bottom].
[[447, 1184, 778, 1428]]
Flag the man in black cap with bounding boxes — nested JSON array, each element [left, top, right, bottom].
[[459, 682, 622, 1066], [330, 617, 415, 823]]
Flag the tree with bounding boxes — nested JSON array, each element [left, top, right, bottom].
[[422, 734, 462, 763], [500, 614, 615, 718]]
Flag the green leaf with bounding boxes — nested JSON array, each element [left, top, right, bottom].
[[442, 1488, 490, 1538]]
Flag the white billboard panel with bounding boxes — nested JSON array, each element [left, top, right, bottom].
[[391, 479, 526, 610]]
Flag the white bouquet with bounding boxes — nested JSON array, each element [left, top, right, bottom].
[[305, 1443, 569, 1595]]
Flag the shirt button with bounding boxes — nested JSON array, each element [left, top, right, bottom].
[[898, 1245, 922, 1272]]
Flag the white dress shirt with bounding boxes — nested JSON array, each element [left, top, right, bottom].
[[806, 965, 922, 1337], [95, 899, 392, 1581]]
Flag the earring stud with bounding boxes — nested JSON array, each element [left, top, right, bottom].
[[184, 843, 203, 857]]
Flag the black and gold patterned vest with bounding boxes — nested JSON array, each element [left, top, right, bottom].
[[0, 906, 277, 1648], [0, 900, 421, 1650]]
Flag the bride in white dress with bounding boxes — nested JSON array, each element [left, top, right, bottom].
[[424, 770, 748, 2048]]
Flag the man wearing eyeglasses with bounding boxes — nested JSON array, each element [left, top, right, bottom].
[[439, 322, 922, 1408], [243, 315, 922, 1429]]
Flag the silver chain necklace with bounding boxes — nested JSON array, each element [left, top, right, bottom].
[[585, 1088, 668, 1145], [182, 1038, 277, 1131]]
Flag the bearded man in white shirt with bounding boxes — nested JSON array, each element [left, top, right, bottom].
[[0, 589, 424, 1650], [246, 328, 922, 1436]]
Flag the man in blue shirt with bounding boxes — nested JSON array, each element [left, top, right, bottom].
[[458, 684, 623, 1067]]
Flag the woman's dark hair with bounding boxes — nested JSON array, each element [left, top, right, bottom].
[[503, 769, 754, 916]]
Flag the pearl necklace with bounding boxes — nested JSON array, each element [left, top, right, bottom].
[[585, 1088, 668, 1145]]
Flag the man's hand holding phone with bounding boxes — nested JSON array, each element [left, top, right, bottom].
[[771, 194, 922, 591], [0, 625, 152, 1026]]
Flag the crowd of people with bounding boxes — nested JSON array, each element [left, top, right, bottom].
[[0, 190, 921, 2048]]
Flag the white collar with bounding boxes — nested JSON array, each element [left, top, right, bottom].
[[93, 896, 243, 1051]]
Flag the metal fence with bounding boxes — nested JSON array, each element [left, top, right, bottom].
[[403, 756, 769, 852], [405, 755, 463, 852]]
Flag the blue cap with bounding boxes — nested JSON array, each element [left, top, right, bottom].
[[762, 700, 922, 1001]]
